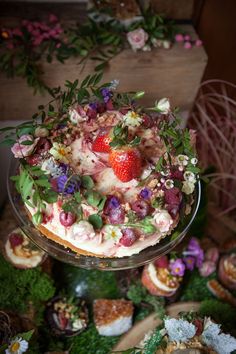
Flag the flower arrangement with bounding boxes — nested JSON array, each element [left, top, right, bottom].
[[0, 5, 202, 92]]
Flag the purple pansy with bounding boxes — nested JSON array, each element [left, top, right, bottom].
[[101, 88, 113, 103], [57, 174, 80, 194], [169, 258, 186, 277], [59, 163, 69, 175], [183, 256, 195, 271], [140, 188, 152, 200], [183, 237, 204, 269], [89, 102, 98, 110]]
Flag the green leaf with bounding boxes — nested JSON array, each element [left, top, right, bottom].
[[132, 91, 145, 100], [97, 195, 107, 211], [0, 138, 15, 146], [16, 329, 34, 342], [88, 214, 103, 229], [35, 179, 51, 187], [42, 189, 58, 203], [155, 156, 164, 172], [20, 140, 34, 145], [81, 75, 90, 88], [81, 175, 94, 189], [85, 191, 101, 208], [129, 136, 141, 146], [32, 211, 43, 225], [74, 191, 82, 203]]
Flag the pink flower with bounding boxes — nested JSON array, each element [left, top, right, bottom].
[[32, 36, 43, 46], [11, 135, 39, 158], [12, 28, 23, 37], [184, 41, 192, 49], [205, 247, 219, 263], [127, 28, 148, 51], [49, 14, 58, 23], [169, 258, 186, 277], [184, 34, 191, 41], [175, 34, 184, 42], [199, 260, 216, 277], [56, 43, 61, 49], [195, 39, 203, 47]]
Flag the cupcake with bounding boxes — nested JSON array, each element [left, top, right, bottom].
[[93, 299, 133, 336], [141, 257, 182, 297], [46, 296, 88, 337], [218, 253, 236, 291], [4, 228, 46, 269]]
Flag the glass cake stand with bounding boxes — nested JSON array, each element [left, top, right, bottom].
[[7, 159, 201, 270]]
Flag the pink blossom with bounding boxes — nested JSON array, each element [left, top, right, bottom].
[[184, 34, 191, 41], [11, 135, 39, 158], [26, 23, 34, 33], [32, 29, 40, 37], [56, 42, 61, 49], [184, 41, 192, 49], [32, 36, 43, 46], [175, 34, 184, 42], [195, 39, 203, 47], [49, 14, 58, 23], [127, 28, 148, 51], [169, 258, 186, 276], [205, 247, 219, 263], [199, 260, 216, 277], [12, 28, 23, 37]]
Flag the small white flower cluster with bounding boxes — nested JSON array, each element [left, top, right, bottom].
[[109, 79, 119, 90], [41, 157, 65, 177], [164, 318, 196, 342], [123, 111, 143, 127], [176, 154, 198, 195], [104, 225, 122, 242]]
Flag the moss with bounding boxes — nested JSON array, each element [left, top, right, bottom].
[[199, 299, 236, 334], [0, 254, 55, 318], [181, 269, 215, 301], [69, 323, 119, 354]]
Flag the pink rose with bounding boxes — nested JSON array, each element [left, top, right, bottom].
[[184, 41, 192, 49], [199, 260, 216, 277], [205, 247, 219, 263], [175, 34, 184, 42], [11, 134, 39, 158], [127, 28, 148, 51]]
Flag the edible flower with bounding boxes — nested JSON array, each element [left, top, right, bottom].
[[6, 337, 29, 354], [127, 28, 148, 51], [123, 111, 143, 127], [164, 318, 196, 342], [182, 180, 195, 195], [11, 134, 39, 158], [183, 237, 204, 268], [109, 79, 119, 90], [140, 188, 152, 200], [101, 88, 113, 103], [176, 154, 189, 166], [49, 142, 71, 163], [57, 175, 80, 194], [104, 225, 122, 242], [169, 258, 186, 276], [183, 256, 195, 271], [156, 98, 170, 114]]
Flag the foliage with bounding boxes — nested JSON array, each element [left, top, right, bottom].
[[127, 281, 165, 319], [199, 299, 236, 334], [180, 269, 215, 301], [69, 323, 119, 354], [143, 327, 164, 354], [0, 254, 55, 321]]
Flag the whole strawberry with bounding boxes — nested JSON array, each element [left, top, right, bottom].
[[109, 147, 142, 182], [92, 129, 112, 153]]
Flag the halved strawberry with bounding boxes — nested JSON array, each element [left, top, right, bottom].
[[92, 130, 112, 153], [109, 147, 142, 182]]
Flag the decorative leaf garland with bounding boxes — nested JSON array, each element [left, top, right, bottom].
[[0, 7, 179, 93]]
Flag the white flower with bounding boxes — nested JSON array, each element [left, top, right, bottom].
[[140, 165, 154, 180], [123, 111, 143, 127], [151, 38, 162, 48], [41, 157, 64, 177], [177, 154, 189, 166], [72, 221, 95, 241], [182, 181, 195, 195], [191, 157, 198, 165], [142, 44, 151, 51], [156, 98, 170, 114], [109, 79, 119, 90], [164, 318, 196, 342], [164, 179, 174, 189], [34, 126, 49, 138], [69, 108, 86, 124], [6, 337, 29, 354], [153, 209, 173, 233], [49, 142, 71, 164], [127, 28, 148, 51], [11, 135, 39, 158], [184, 171, 196, 183], [72, 318, 84, 330], [104, 225, 122, 242], [162, 40, 171, 49]]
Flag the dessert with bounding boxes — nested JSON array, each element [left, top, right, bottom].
[[93, 299, 133, 336], [46, 296, 88, 337], [4, 228, 45, 268], [141, 257, 182, 297], [7, 75, 199, 258], [218, 253, 236, 291]]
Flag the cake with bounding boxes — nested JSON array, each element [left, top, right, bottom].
[[8, 76, 199, 258], [93, 299, 133, 336], [4, 228, 45, 268]]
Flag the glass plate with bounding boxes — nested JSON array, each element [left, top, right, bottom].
[[7, 159, 201, 270]]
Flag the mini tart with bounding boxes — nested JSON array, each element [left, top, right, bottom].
[[218, 254, 236, 291], [46, 296, 88, 337], [93, 299, 133, 336], [141, 262, 181, 297], [4, 228, 45, 269]]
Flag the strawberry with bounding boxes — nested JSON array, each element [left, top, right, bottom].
[[109, 147, 142, 182], [92, 130, 112, 153], [9, 232, 24, 248]]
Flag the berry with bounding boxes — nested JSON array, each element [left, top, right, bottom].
[[58, 312, 68, 330], [108, 207, 125, 224], [131, 200, 150, 219], [9, 232, 24, 248], [59, 211, 76, 227], [92, 130, 112, 153], [164, 187, 182, 206], [26, 154, 40, 166], [119, 228, 137, 247], [109, 147, 142, 182], [154, 256, 169, 268]]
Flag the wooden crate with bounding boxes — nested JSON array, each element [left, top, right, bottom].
[[0, 24, 207, 121]]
